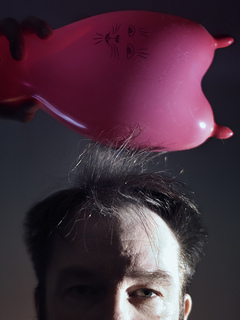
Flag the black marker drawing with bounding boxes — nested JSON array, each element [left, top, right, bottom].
[[93, 23, 150, 59]]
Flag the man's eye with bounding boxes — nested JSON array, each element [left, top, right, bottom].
[[66, 285, 95, 297], [134, 289, 157, 298], [63, 285, 104, 308]]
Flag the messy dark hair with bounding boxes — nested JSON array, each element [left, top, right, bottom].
[[24, 142, 207, 301]]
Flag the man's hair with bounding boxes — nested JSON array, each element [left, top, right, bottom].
[[24, 142, 207, 296]]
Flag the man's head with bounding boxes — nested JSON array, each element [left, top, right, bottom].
[[24, 143, 207, 320]]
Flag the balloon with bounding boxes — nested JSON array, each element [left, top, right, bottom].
[[0, 11, 234, 151]]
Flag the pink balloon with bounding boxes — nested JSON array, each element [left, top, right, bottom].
[[0, 11, 233, 151]]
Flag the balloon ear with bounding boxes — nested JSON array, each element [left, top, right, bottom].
[[212, 124, 233, 140], [214, 36, 234, 48]]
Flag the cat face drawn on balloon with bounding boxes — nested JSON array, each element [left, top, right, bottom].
[[93, 23, 150, 59]]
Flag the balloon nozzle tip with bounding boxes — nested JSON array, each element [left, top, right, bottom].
[[215, 36, 234, 48], [212, 124, 233, 139]]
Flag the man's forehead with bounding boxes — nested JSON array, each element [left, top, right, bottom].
[[60, 206, 176, 242], [51, 206, 179, 274]]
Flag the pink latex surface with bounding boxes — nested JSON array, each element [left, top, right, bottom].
[[0, 11, 234, 151]]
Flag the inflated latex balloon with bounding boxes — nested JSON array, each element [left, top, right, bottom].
[[0, 11, 234, 150]]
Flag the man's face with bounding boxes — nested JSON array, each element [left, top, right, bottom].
[[40, 207, 192, 320]]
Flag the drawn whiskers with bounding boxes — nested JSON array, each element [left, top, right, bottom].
[[137, 48, 150, 59], [110, 43, 119, 58], [112, 23, 121, 34], [93, 33, 104, 45], [138, 28, 150, 37]]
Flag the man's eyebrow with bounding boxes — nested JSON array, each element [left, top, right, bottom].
[[125, 270, 173, 285], [56, 267, 173, 286], [57, 266, 100, 280]]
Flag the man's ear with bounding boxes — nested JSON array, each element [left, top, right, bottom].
[[34, 287, 41, 320], [184, 294, 192, 320]]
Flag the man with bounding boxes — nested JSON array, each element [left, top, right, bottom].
[[24, 143, 207, 320]]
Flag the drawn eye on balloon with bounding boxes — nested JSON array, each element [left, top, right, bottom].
[[93, 24, 150, 59], [126, 44, 150, 59], [128, 25, 150, 37]]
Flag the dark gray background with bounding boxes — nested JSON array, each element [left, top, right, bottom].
[[0, 1, 239, 319]]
